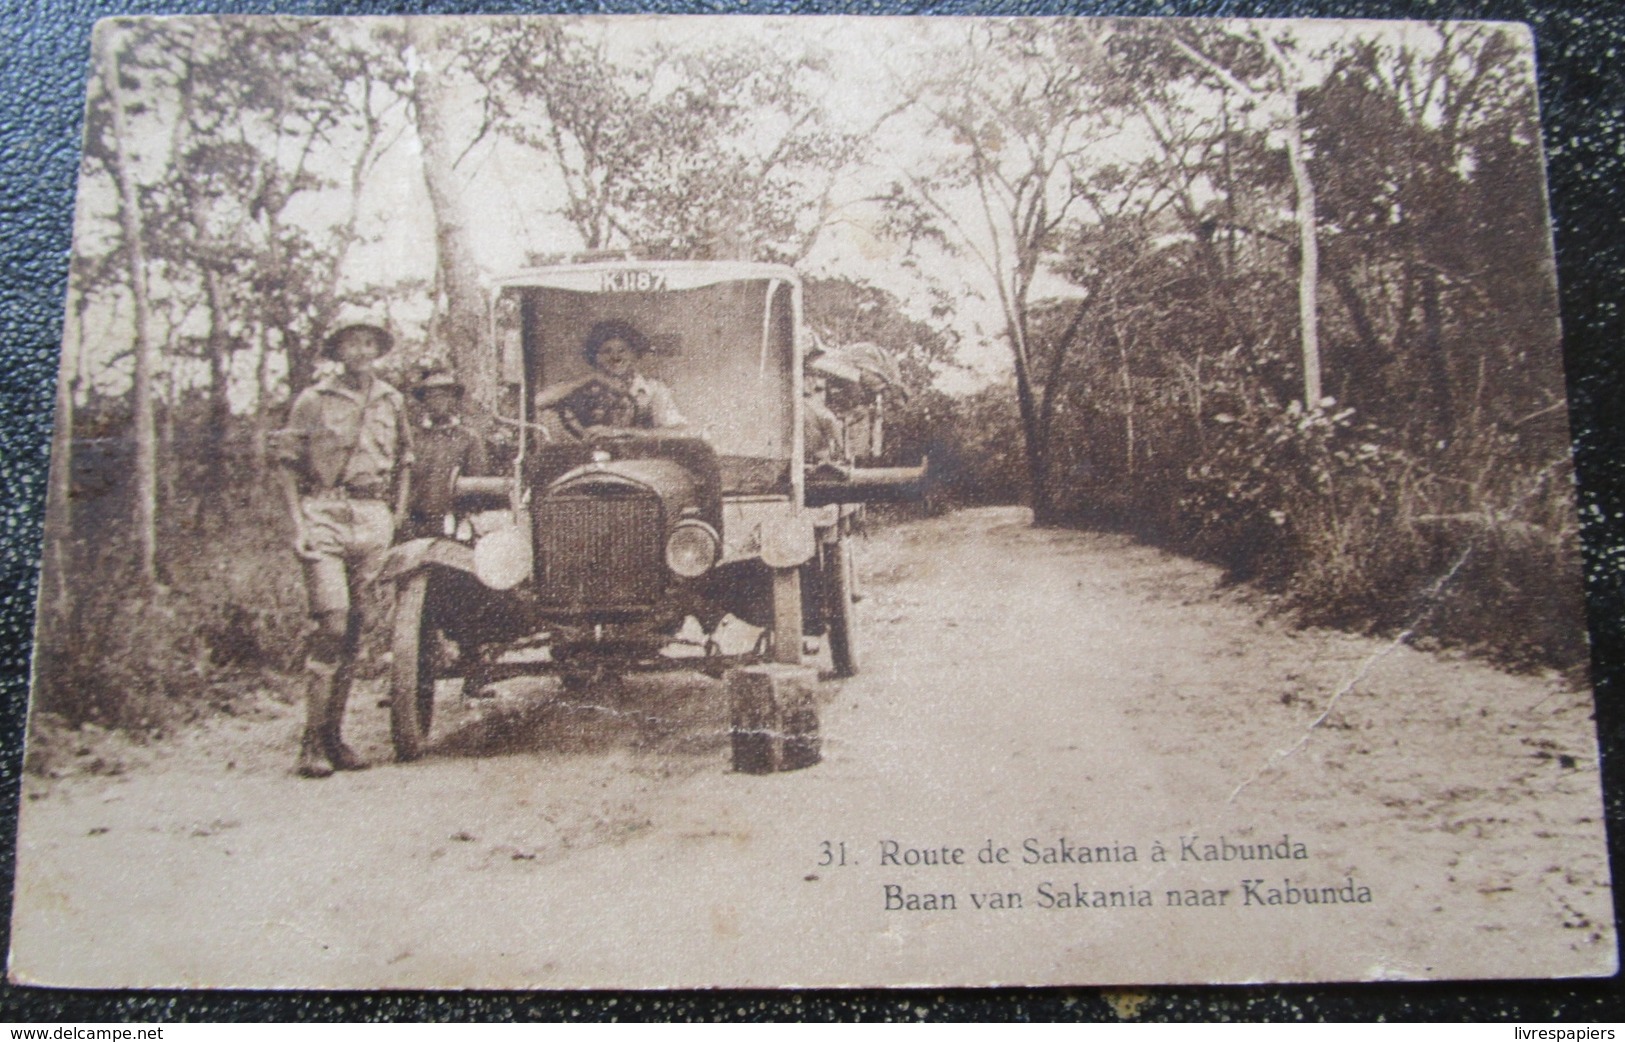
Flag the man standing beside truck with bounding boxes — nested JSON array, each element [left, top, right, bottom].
[[403, 367, 491, 541], [277, 319, 413, 778]]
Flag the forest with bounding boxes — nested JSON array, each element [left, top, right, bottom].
[[34, 15, 1586, 733]]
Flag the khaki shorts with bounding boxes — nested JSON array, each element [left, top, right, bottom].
[[299, 497, 394, 616]]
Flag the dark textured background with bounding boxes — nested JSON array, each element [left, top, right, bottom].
[[1, 0, 1621, 1022]]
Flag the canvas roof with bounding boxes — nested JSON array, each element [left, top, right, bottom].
[[495, 260, 802, 293]]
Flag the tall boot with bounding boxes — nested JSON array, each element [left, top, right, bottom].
[[296, 666, 335, 779], [322, 660, 370, 771]]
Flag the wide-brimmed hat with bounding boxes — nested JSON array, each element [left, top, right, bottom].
[[322, 321, 394, 359], [413, 368, 464, 399]]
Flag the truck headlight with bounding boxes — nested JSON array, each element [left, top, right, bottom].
[[665, 519, 720, 578]]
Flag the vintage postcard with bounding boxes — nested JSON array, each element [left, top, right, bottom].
[[11, 15, 1613, 988]]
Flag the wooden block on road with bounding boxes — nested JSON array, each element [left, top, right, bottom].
[[728, 664, 821, 774]]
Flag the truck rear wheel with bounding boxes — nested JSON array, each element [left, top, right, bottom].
[[827, 539, 859, 678], [390, 571, 435, 761]]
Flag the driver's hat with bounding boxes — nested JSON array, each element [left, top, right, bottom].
[[322, 311, 395, 359], [413, 368, 465, 399]]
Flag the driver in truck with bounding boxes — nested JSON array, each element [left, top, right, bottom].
[[533, 319, 686, 437]]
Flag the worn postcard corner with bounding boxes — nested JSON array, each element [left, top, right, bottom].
[[11, 14, 1614, 989]]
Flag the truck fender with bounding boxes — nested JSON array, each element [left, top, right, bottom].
[[378, 537, 478, 585]]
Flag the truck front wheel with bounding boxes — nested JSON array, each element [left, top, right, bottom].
[[390, 571, 436, 761]]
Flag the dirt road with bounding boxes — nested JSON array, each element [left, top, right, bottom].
[[10, 507, 1614, 987]]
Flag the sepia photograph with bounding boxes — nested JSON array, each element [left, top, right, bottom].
[[8, 14, 1614, 989]]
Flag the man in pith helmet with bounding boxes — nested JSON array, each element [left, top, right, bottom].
[[276, 319, 413, 778]]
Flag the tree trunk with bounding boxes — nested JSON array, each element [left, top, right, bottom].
[[285, 333, 314, 402], [1118, 338, 1135, 479], [1421, 271, 1452, 439], [409, 21, 493, 411], [1281, 90, 1323, 409], [250, 322, 272, 475], [99, 28, 160, 586], [45, 307, 82, 620], [203, 266, 231, 520], [1008, 329, 1054, 525], [1015, 383, 1049, 524], [1030, 301, 1091, 527], [159, 378, 178, 534]]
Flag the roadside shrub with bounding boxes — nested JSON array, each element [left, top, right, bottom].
[[885, 384, 1028, 511], [33, 580, 214, 730], [32, 479, 312, 732], [1175, 400, 1586, 670], [1182, 400, 1416, 590]]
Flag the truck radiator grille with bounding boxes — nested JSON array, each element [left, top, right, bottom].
[[536, 494, 663, 609]]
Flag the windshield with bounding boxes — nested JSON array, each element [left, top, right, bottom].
[[505, 277, 796, 472]]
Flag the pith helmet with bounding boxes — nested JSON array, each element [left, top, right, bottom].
[[322, 315, 395, 359]]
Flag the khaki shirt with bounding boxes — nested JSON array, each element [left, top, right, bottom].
[[280, 376, 413, 492]]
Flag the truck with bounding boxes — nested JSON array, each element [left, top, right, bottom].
[[381, 259, 924, 770]]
